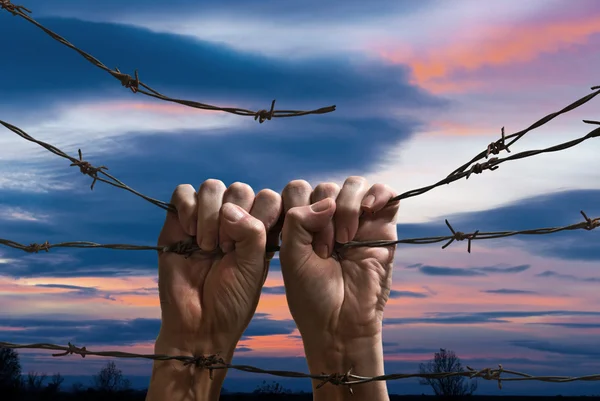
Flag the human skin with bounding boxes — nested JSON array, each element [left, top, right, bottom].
[[146, 180, 282, 401], [279, 177, 399, 401]]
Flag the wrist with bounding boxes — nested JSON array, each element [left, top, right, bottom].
[[303, 333, 389, 401], [146, 332, 235, 401]]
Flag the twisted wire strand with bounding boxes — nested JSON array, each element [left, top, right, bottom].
[[1, 342, 599, 391], [0, 0, 335, 122]]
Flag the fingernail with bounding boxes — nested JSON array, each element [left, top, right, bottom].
[[362, 194, 375, 209], [315, 244, 329, 259], [222, 203, 244, 222], [221, 241, 234, 253], [311, 198, 331, 212], [336, 227, 349, 244]]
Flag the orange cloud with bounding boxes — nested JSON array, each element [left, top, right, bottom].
[[380, 15, 600, 94]]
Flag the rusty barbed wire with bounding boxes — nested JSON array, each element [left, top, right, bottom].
[[0, 0, 335, 122], [445, 85, 600, 179], [1, 341, 599, 390], [2, 210, 598, 256]]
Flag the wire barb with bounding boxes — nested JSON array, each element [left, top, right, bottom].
[[69, 149, 108, 190], [23, 241, 50, 253], [0, 0, 30, 15], [52, 342, 87, 358]]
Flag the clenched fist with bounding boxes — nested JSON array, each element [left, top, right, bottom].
[[147, 179, 282, 401], [279, 176, 399, 401]]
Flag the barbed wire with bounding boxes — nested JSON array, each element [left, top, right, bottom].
[[1, 118, 599, 255], [0, 0, 336, 123], [1, 342, 599, 392], [1, 209, 598, 256], [0, 120, 175, 213]]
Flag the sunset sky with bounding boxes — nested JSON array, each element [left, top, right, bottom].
[[1, 0, 600, 396]]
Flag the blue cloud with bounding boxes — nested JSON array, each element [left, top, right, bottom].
[[509, 340, 600, 357], [16, 0, 438, 23], [384, 310, 600, 326], [418, 265, 487, 277], [389, 290, 428, 299], [395, 189, 600, 261], [0, 314, 296, 346], [261, 286, 285, 295], [0, 14, 446, 114], [482, 289, 538, 295], [536, 270, 600, 283]]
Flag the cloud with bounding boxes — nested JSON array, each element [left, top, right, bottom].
[[385, 310, 600, 326], [389, 290, 428, 299], [394, 190, 600, 261], [476, 265, 530, 274], [509, 339, 600, 357], [19, 0, 436, 23], [536, 270, 600, 283], [0, 15, 446, 116], [0, 314, 296, 345], [418, 265, 487, 277], [482, 289, 539, 295], [241, 314, 297, 338], [526, 322, 600, 329], [415, 264, 529, 277], [261, 286, 285, 295]]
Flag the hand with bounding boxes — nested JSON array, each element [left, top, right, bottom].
[[279, 177, 399, 400], [147, 180, 282, 401]]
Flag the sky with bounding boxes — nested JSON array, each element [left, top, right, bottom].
[[1, 0, 600, 396]]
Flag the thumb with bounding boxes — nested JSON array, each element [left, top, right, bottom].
[[220, 202, 266, 266], [280, 198, 336, 266]]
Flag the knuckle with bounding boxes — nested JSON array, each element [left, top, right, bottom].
[[228, 181, 253, 193], [284, 179, 312, 194], [199, 179, 225, 192], [171, 184, 193, 202], [314, 182, 340, 197], [256, 188, 280, 200], [371, 183, 387, 192], [248, 217, 266, 235], [285, 206, 304, 222], [344, 176, 367, 186]]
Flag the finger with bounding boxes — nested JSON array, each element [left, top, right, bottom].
[[362, 184, 400, 224], [196, 179, 227, 251], [310, 182, 340, 258], [167, 184, 197, 239], [250, 189, 283, 260], [361, 183, 399, 212], [281, 180, 312, 242], [280, 198, 336, 270], [282, 180, 312, 213], [219, 182, 255, 253], [220, 203, 266, 267], [334, 176, 370, 244]]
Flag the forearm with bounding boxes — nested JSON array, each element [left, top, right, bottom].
[[303, 333, 389, 401], [146, 333, 234, 401]]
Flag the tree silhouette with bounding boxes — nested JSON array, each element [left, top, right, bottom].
[[25, 370, 47, 392], [419, 348, 477, 398], [0, 347, 22, 396], [45, 373, 64, 394], [253, 380, 290, 394], [92, 360, 131, 393]]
